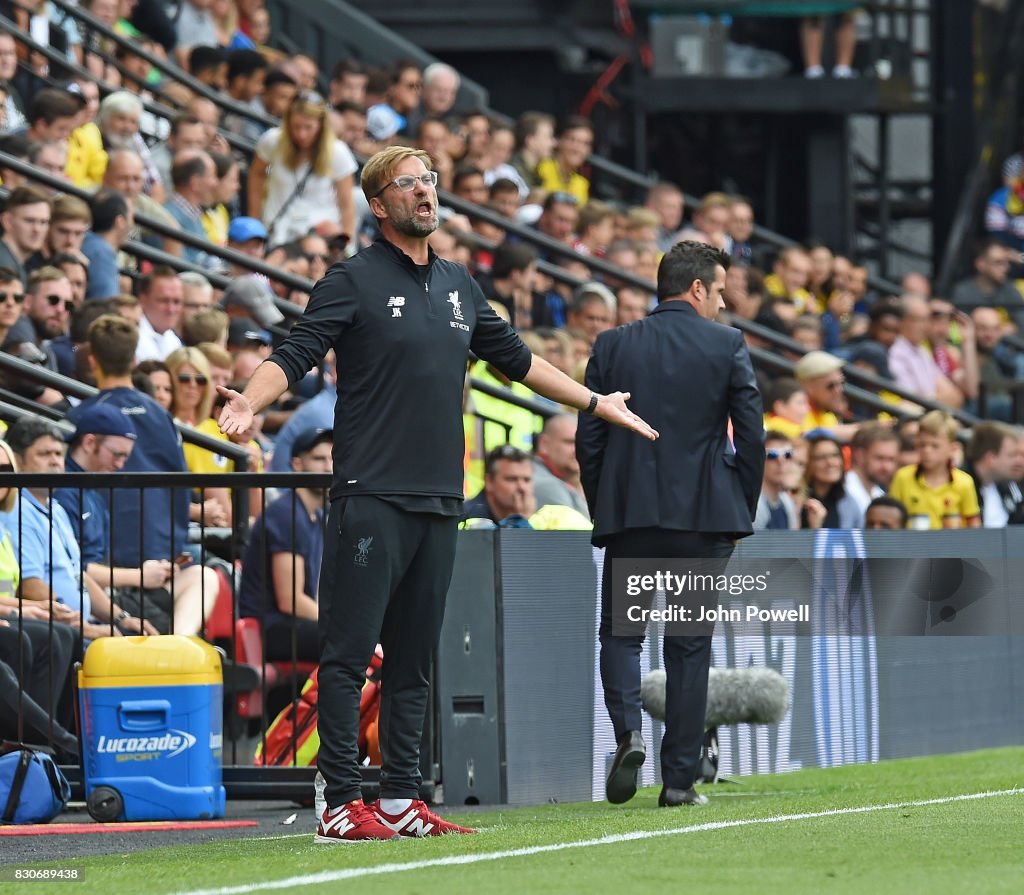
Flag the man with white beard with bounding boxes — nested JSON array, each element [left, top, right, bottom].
[[97, 92, 166, 204]]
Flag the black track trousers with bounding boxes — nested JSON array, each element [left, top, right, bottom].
[[317, 495, 457, 806]]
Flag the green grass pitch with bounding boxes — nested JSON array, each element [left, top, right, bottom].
[[7, 747, 1023, 895]]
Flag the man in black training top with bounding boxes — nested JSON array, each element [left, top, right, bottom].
[[218, 145, 658, 842]]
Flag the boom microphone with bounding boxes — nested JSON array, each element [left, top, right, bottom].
[[640, 667, 789, 728]]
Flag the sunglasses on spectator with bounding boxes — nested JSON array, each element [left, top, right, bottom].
[[45, 294, 74, 312], [930, 309, 952, 319], [293, 91, 326, 107], [765, 449, 793, 461], [177, 373, 208, 386], [824, 378, 845, 391], [0, 290, 24, 304], [304, 252, 331, 263], [372, 171, 438, 198]]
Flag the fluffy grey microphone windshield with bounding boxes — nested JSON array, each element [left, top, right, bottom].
[[640, 667, 789, 727]]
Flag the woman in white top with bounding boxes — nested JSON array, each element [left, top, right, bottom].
[[248, 92, 357, 249]]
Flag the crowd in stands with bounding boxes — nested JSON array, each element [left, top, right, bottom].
[[2, 1, 1024, 750]]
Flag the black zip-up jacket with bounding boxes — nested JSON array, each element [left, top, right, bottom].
[[268, 239, 533, 501]]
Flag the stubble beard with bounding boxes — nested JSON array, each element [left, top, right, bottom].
[[392, 211, 439, 238]]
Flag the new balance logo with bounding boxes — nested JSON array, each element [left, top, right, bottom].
[[320, 807, 357, 838], [388, 296, 405, 318], [388, 810, 435, 837]]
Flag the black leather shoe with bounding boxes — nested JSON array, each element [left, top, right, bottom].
[[606, 731, 645, 804], [658, 786, 709, 807]]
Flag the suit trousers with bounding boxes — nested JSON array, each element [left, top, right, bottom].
[[600, 528, 734, 790], [317, 496, 457, 808]]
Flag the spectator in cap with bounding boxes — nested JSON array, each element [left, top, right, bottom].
[[790, 350, 859, 441], [227, 317, 273, 357], [53, 404, 164, 628], [221, 274, 285, 327], [228, 216, 269, 246], [227, 217, 269, 276], [238, 426, 333, 663], [66, 315, 221, 635]]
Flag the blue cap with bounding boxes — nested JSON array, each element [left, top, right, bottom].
[[228, 216, 268, 243], [72, 403, 137, 442]]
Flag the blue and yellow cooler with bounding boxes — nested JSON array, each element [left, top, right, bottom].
[[78, 636, 225, 822]]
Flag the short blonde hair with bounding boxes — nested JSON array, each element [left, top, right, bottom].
[[918, 410, 959, 442], [0, 440, 17, 513], [360, 145, 432, 202]]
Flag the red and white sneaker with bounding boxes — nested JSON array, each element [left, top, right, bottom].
[[372, 800, 477, 837], [315, 799, 401, 843]]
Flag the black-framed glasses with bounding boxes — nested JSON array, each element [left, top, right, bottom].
[[45, 293, 74, 311], [765, 449, 793, 461], [0, 290, 24, 304], [177, 373, 208, 386], [372, 170, 438, 198]]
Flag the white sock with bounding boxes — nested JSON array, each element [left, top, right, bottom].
[[379, 798, 413, 815], [805, 65, 825, 79]]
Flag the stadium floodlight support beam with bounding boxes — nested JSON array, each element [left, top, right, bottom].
[[46, 0, 278, 130], [0, 16, 259, 160], [0, 352, 250, 469]]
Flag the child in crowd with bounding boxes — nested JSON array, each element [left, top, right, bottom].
[[888, 411, 980, 529], [763, 377, 811, 440]]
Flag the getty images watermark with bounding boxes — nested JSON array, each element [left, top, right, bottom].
[[609, 557, 1024, 636]]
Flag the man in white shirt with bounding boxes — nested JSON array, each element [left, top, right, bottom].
[[964, 422, 1021, 528], [134, 266, 184, 362], [754, 431, 800, 530], [843, 422, 900, 527]]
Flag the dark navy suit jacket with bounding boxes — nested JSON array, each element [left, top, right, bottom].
[[577, 301, 764, 546]]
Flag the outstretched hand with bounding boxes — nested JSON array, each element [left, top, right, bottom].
[[594, 392, 659, 441], [217, 385, 254, 436]]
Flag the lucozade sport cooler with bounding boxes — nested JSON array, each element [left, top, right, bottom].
[[78, 636, 225, 821]]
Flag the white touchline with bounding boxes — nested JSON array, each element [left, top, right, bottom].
[[172, 788, 1021, 895]]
